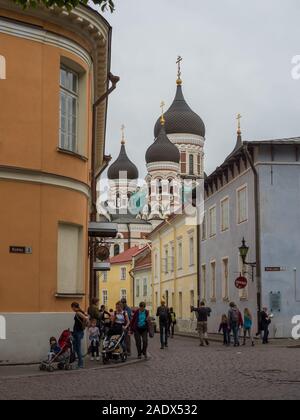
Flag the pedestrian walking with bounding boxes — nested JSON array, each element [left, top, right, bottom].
[[261, 307, 271, 344], [156, 300, 170, 349], [191, 301, 211, 346], [218, 314, 230, 346], [71, 302, 89, 369], [121, 298, 132, 356], [243, 308, 254, 347], [228, 302, 243, 347], [111, 301, 130, 353], [88, 319, 100, 361], [169, 308, 177, 338], [100, 305, 111, 337], [88, 298, 100, 327], [130, 302, 151, 359]]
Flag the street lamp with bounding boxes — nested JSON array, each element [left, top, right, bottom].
[[239, 238, 249, 264], [239, 238, 256, 282]]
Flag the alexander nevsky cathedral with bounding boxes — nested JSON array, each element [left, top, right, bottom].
[[100, 58, 205, 256]]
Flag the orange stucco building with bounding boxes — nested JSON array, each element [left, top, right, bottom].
[[0, 0, 112, 362]]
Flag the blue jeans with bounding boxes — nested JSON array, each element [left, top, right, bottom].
[[73, 330, 84, 367], [160, 323, 168, 347], [231, 323, 240, 346]]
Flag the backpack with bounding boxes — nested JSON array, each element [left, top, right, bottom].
[[230, 309, 239, 324], [159, 306, 169, 323]]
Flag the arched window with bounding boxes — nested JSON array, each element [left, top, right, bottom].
[[157, 179, 162, 195], [168, 179, 174, 196], [189, 154, 194, 175], [116, 192, 120, 209], [0, 55, 6, 80], [114, 244, 120, 256]]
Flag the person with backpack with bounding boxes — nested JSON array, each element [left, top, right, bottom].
[[169, 308, 177, 338], [191, 301, 212, 346], [130, 302, 151, 359], [228, 302, 243, 347], [156, 300, 170, 350], [243, 308, 254, 347], [71, 302, 89, 369]]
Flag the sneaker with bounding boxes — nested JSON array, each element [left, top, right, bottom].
[[90, 357, 94, 361], [205, 340, 209, 346], [199, 343, 204, 347], [138, 355, 142, 360], [160, 346, 164, 350], [96, 357, 100, 361]]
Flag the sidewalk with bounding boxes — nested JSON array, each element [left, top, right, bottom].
[[175, 331, 299, 348], [0, 355, 149, 380]]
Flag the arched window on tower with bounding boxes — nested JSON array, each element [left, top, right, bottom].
[[116, 192, 120, 209], [189, 154, 194, 176], [114, 244, 120, 256], [168, 179, 174, 196], [157, 179, 163, 196]]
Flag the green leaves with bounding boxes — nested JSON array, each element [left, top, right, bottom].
[[12, 0, 115, 13]]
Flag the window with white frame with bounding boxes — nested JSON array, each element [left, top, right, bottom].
[[0, 55, 6, 79], [143, 278, 148, 297], [201, 212, 207, 241], [209, 206, 217, 237], [136, 279, 140, 298], [237, 186, 248, 224], [189, 236, 195, 266], [201, 264, 207, 301], [221, 197, 230, 232], [120, 289, 127, 301], [177, 241, 183, 270], [121, 267, 126, 280], [57, 223, 83, 294], [222, 258, 229, 300], [189, 154, 194, 175], [102, 271, 108, 283], [164, 248, 169, 274], [102, 290, 108, 307], [170, 244, 175, 272], [59, 66, 79, 153], [210, 261, 216, 300]]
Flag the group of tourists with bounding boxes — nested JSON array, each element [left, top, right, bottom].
[[192, 301, 272, 348], [65, 299, 271, 369]]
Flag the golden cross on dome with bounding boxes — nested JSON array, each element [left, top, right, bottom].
[[160, 101, 166, 125], [237, 113, 242, 134], [121, 124, 125, 144], [176, 55, 183, 85]]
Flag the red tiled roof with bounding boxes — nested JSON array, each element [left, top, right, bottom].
[[110, 246, 145, 264], [135, 252, 152, 271]]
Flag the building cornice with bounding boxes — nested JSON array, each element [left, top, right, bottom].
[[0, 165, 90, 198]]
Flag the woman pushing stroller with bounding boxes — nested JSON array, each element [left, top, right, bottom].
[[109, 301, 130, 352]]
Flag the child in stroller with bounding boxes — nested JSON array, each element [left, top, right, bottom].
[[39, 329, 76, 372], [102, 329, 127, 364]]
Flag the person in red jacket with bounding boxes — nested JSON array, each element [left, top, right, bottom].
[[130, 302, 151, 359]]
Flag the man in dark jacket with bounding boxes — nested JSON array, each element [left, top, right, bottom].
[[261, 307, 271, 344], [130, 302, 151, 359], [191, 302, 211, 346], [156, 300, 170, 350]]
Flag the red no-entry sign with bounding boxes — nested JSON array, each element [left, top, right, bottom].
[[235, 276, 248, 289]]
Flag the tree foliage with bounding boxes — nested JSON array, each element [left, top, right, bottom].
[[12, 0, 115, 12]]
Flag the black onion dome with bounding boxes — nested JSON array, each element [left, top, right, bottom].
[[154, 84, 206, 138], [146, 124, 180, 164], [108, 143, 139, 180]]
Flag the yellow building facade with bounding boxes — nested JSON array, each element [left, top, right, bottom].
[[149, 214, 198, 331], [99, 247, 143, 310]]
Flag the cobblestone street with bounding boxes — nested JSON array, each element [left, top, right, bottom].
[[0, 335, 299, 400]]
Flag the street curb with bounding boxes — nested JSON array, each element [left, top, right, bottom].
[[0, 355, 151, 381]]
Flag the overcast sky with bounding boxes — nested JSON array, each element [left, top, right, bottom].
[[94, 0, 300, 177]]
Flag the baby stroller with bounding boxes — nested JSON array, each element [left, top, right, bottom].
[[102, 330, 127, 364], [39, 329, 76, 372]]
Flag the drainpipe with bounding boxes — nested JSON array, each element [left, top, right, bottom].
[[197, 221, 201, 307], [243, 145, 262, 329], [89, 55, 120, 303]]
